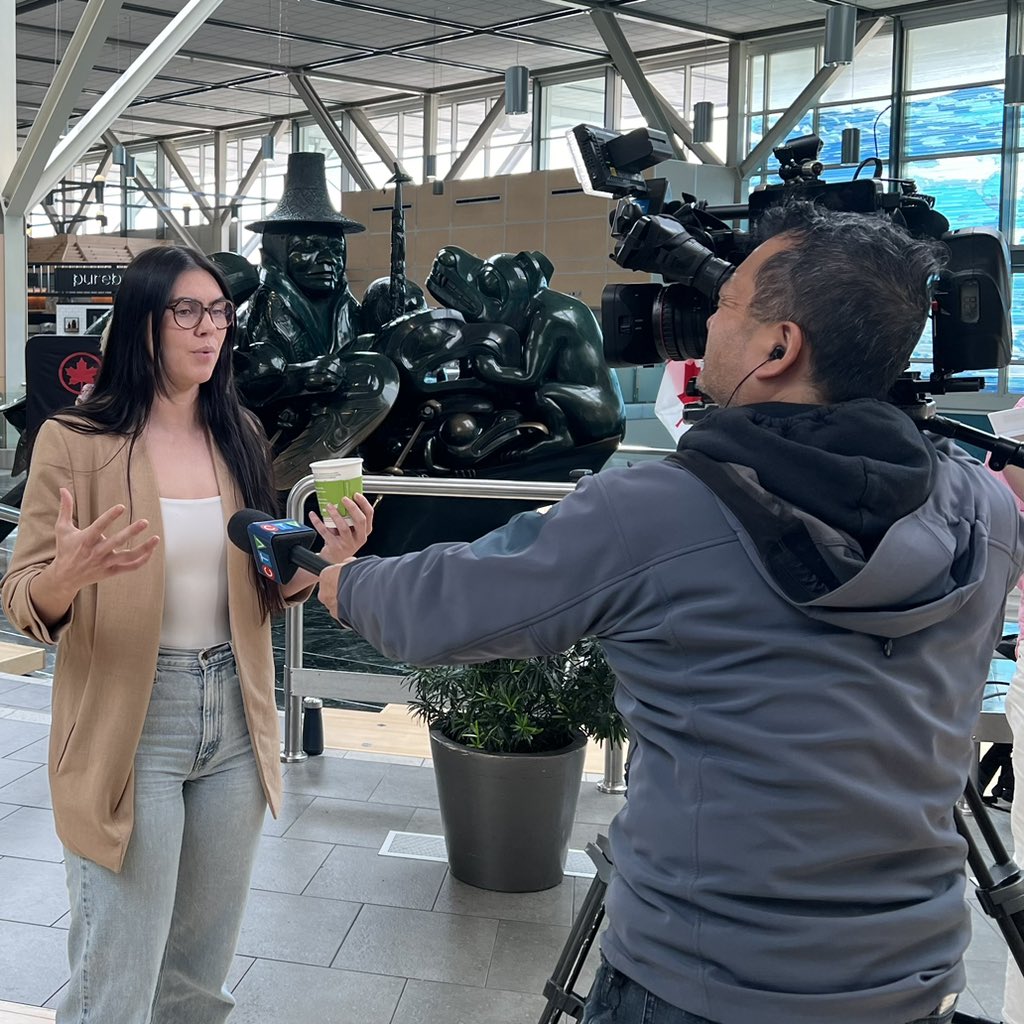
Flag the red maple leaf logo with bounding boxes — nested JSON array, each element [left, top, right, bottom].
[[58, 352, 102, 393]]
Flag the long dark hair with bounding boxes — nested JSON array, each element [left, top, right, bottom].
[[56, 245, 285, 618]]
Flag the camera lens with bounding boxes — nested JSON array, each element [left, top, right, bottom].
[[654, 283, 714, 361]]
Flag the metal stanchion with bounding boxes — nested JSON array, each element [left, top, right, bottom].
[[279, 473, 576, 763], [597, 739, 627, 794]]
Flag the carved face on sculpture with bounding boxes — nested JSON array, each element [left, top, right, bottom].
[[285, 232, 348, 295], [426, 246, 552, 330]]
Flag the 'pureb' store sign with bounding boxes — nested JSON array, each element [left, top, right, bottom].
[[52, 265, 124, 296]]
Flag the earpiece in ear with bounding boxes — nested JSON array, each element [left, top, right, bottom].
[[769, 347, 785, 361]]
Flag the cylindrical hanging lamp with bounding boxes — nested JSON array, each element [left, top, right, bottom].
[[841, 127, 861, 164], [824, 4, 857, 67], [693, 101, 715, 144], [505, 65, 529, 114], [1006, 54, 1024, 106]]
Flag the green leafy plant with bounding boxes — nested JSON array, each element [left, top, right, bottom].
[[406, 637, 627, 754]]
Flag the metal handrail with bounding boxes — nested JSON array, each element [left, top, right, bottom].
[[0, 503, 22, 525], [281, 473, 627, 791]]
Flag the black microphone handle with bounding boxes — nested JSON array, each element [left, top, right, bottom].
[[290, 545, 333, 577]]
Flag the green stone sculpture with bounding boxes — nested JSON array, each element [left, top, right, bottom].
[[234, 152, 399, 489]]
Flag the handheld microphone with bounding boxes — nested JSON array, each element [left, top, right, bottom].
[[227, 509, 330, 584]]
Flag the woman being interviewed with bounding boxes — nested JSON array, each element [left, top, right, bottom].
[[1, 245, 371, 1024]]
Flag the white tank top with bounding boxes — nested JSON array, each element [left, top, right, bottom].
[[158, 497, 231, 649]]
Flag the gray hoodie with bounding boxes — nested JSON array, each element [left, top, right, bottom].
[[336, 398, 1024, 1024]]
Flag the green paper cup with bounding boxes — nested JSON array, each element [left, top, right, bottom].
[[310, 457, 363, 525]]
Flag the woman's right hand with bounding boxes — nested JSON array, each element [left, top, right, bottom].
[[51, 487, 160, 591], [27, 488, 160, 631]]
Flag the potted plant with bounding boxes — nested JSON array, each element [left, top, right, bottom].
[[406, 637, 626, 892]]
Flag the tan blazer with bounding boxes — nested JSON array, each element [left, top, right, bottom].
[[1, 417, 303, 872]]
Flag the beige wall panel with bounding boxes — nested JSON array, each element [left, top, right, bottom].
[[546, 273, 608, 308], [340, 191, 374, 232], [547, 186, 613, 222], [448, 225, 506, 258], [451, 177, 506, 204], [451, 198, 506, 229], [544, 218, 614, 264], [504, 222, 547, 255], [410, 228, 453, 268], [415, 188, 454, 231], [505, 171, 549, 218]]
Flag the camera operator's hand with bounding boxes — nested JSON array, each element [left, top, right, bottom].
[[613, 214, 692, 272], [612, 214, 734, 296]]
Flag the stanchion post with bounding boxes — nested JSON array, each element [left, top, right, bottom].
[[597, 739, 627, 794]]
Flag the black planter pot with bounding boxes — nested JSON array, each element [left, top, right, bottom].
[[429, 728, 588, 892]]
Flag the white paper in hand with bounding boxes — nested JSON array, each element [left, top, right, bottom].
[[987, 406, 1024, 440]]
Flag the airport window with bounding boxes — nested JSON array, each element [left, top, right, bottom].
[[540, 77, 606, 169], [619, 61, 729, 162], [901, 12, 1009, 386]]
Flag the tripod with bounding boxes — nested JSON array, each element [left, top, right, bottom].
[[538, 782, 1024, 1024]]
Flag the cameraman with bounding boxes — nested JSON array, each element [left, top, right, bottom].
[[320, 202, 1024, 1024]]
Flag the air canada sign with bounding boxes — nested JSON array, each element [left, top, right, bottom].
[[52, 265, 124, 296]]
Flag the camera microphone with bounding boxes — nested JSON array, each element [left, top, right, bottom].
[[227, 509, 330, 584]]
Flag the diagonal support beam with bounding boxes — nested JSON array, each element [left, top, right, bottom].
[[41, 201, 64, 233], [540, 0, 735, 41], [289, 73, 374, 190], [25, 0, 227, 215], [739, 17, 887, 180], [68, 148, 114, 234], [649, 82, 726, 167], [4, 0, 126, 217], [159, 139, 216, 223], [104, 130, 200, 250], [444, 96, 506, 182], [589, 9, 686, 162], [218, 119, 288, 226], [348, 108, 406, 179]]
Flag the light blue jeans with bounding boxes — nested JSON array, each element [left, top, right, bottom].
[[57, 643, 267, 1024]]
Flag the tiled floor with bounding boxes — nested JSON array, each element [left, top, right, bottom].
[[0, 675, 1017, 1023], [0, 685, 618, 1023]]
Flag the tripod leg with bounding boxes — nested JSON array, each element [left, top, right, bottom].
[[537, 874, 607, 1024]]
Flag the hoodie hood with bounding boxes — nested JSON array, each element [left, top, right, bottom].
[[674, 399, 1000, 638]]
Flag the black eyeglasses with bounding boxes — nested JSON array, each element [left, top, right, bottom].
[[165, 297, 235, 330]]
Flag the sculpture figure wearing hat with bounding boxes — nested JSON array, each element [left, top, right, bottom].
[[235, 151, 398, 488]]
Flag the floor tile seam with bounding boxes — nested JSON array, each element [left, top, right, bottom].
[[482, 914, 503, 991], [230, 957, 257, 993], [325, 892, 363, 968], [385, 977, 410, 1024], [0, 709, 50, 724], [329, 900, 368, 968], [322, 958, 493, 987], [0, 909, 67, 928], [0, 675, 52, 688]]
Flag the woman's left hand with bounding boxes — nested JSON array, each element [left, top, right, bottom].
[[309, 493, 374, 563]]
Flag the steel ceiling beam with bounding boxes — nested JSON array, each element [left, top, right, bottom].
[[348, 108, 405, 179], [289, 73, 375, 190], [5, 0, 127, 218], [104, 129, 201, 248], [590, 9, 686, 161], [540, 0, 735, 41], [444, 95, 506, 182], [739, 16, 887, 180], [218, 119, 288, 226], [650, 84, 725, 167], [68, 147, 113, 234], [28, 0, 227, 213], [159, 139, 216, 222]]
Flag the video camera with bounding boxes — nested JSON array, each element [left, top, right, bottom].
[[567, 124, 1012, 406]]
